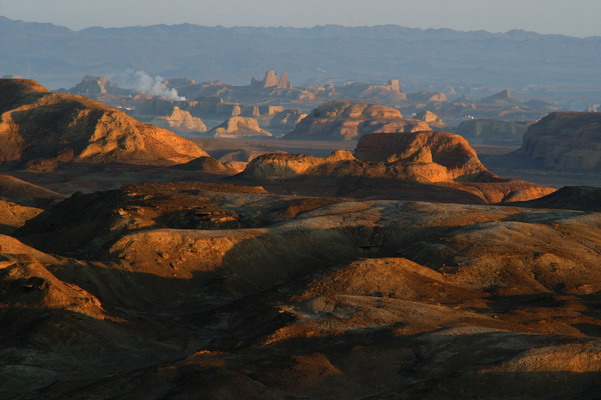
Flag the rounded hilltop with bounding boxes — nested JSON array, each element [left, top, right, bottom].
[[0, 78, 208, 170]]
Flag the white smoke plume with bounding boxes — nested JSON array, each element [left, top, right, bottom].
[[114, 70, 186, 101]]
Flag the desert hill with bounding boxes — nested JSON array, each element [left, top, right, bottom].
[[518, 112, 601, 170], [2, 181, 601, 399], [514, 185, 601, 212], [241, 130, 554, 203], [0, 174, 64, 203], [283, 100, 431, 141], [0, 79, 208, 170]]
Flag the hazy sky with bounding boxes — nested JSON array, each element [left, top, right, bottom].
[[1, 0, 600, 37]]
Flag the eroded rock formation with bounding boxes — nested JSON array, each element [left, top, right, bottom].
[[2, 181, 599, 399], [208, 116, 273, 138], [284, 101, 430, 141], [150, 106, 207, 134], [241, 131, 553, 203], [0, 79, 207, 169], [519, 112, 601, 170]]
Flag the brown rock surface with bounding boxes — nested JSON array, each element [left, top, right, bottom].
[[268, 109, 308, 134], [355, 131, 487, 179], [0, 174, 64, 202], [277, 71, 291, 89], [240, 130, 554, 203], [4, 183, 601, 399], [415, 110, 449, 130], [409, 90, 448, 102], [457, 118, 528, 143], [208, 116, 273, 138], [150, 106, 207, 134], [284, 100, 430, 141], [0, 79, 207, 169], [519, 112, 601, 170]]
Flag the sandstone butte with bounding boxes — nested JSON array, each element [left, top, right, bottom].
[[283, 100, 431, 141], [150, 106, 207, 134], [518, 111, 601, 170], [241, 130, 555, 204], [208, 116, 273, 138], [0, 79, 208, 170]]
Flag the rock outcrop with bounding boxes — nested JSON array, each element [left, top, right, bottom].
[[0, 79, 207, 169], [241, 131, 553, 203], [150, 106, 207, 134], [456, 119, 529, 143], [208, 116, 272, 138], [355, 131, 488, 179], [479, 89, 518, 104], [518, 112, 601, 170], [335, 81, 408, 102], [267, 109, 308, 134], [283, 101, 430, 141], [408, 91, 448, 103], [277, 71, 291, 89], [250, 70, 291, 89], [415, 110, 448, 130], [69, 76, 125, 95]]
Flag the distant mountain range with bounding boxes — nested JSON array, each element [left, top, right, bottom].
[[2, 16, 601, 90]]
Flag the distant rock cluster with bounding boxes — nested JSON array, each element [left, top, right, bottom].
[[250, 70, 292, 89]]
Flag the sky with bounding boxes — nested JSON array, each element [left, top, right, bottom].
[[1, 0, 600, 37]]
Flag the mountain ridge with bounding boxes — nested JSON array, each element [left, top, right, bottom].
[[2, 16, 600, 89]]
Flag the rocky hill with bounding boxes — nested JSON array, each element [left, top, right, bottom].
[[241, 131, 553, 203], [514, 185, 601, 211], [283, 101, 431, 141], [208, 116, 273, 138], [518, 112, 601, 170], [3, 181, 601, 399], [0, 79, 208, 170]]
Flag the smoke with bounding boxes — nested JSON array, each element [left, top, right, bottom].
[[113, 70, 186, 101]]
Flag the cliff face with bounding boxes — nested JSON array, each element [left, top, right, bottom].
[[457, 119, 528, 143], [284, 101, 430, 141], [519, 112, 601, 170], [0, 79, 207, 169]]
